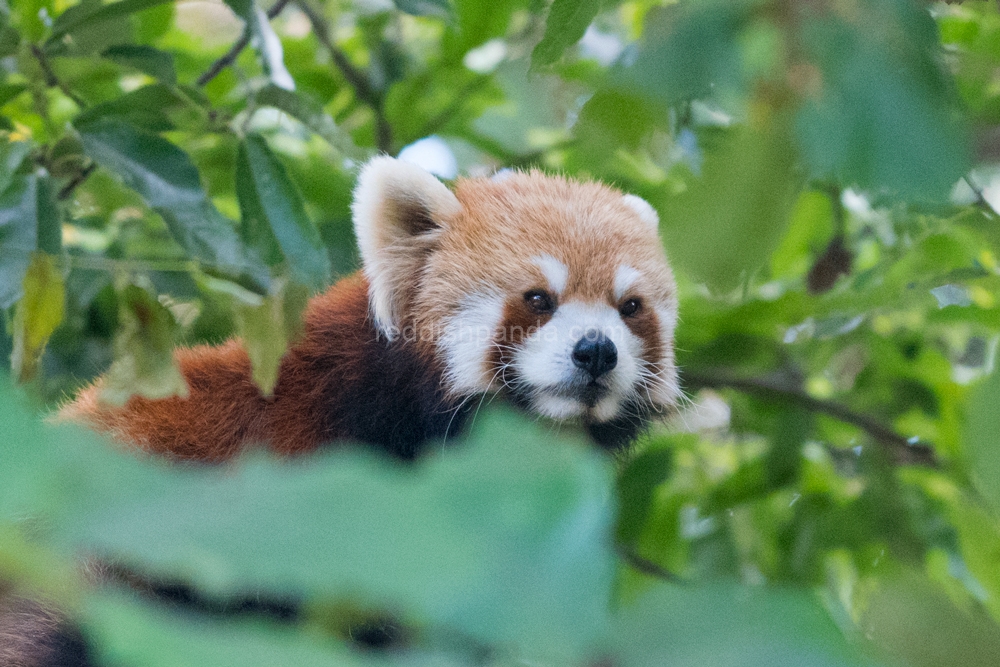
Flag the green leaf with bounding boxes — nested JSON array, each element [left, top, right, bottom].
[[796, 14, 969, 201], [58, 411, 616, 664], [102, 44, 176, 84], [220, 0, 253, 22], [0, 83, 27, 107], [770, 190, 835, 279], [236, 134, 330, 289], [0, 139, 32, 197], [618, 2, 752, 105], [393, 0, 450, 18], [861, 570, 1000, 667], [253, 84, 367, 159], [76, 118, 269, 290], [35, 175, 60, 255], [233, 278, 309, 396], [82, 593, 372, 667], [74, 84, 190, 132], [951, 497, 1000, 624], [530, 0, 602, 68], [99, 284, 188, 404], [10, 252, 64, 382], [966, 367, 1000, 515], [610, 583, 871, 667], [47, 0, 173, 43], [660, 118, 800, 292], [0, 174, 39, 309], [616, 442, 674, 544]]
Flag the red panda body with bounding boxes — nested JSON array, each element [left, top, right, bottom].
[[61, 274, 463, 461]]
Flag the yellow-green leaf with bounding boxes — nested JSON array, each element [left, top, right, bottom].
[[10, 252, 65, 383], [99, 285, 188, 405]]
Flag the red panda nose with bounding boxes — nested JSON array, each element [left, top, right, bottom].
[[572, 332, 618, 379]]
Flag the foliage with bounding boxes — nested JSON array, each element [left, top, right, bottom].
[[1, 0, 1000, 665]]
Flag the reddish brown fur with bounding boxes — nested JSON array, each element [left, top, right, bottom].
[[59, 275, 446, 461]]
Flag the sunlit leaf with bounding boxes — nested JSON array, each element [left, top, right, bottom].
[[0, 83, 28, 107], [10, 252, 64, 382], [233, 278, 309, 395], [99, 284, 188, 404]]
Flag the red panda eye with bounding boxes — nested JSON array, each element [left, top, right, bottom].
[[524, 290, 555, 314], [619, 298, 641, 318]]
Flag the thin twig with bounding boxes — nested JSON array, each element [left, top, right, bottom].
[[196, 0, 293, 87], [64, 254, 201, 274], [964, 175, 995, 214], [30, 44, 87, 108], [618, 547, 683, 583], [295, 0, 393, 153], [684, 370, 939, 467], [58, 162, 96, 200]]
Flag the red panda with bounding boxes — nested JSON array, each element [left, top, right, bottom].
[[10, 158, 680, 667], [57, 157, 680, 459]]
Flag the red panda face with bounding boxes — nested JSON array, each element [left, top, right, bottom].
[[353, 158, 678, 443]]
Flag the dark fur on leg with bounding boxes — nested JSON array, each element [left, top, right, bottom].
[[0, 594, 93, 667]]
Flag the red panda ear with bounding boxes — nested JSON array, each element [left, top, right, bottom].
[[352, 156, 462, 339], [622, 194, 659, 230]]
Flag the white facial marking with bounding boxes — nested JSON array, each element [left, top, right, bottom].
[[535, 394, 585, 420], [532, 254, 569, 295], [439, 291, 505, 395], [621, 194, 659, 230], [649, 304, 680, 407], [614, 265, 642, 301], [514, 301, 644, 422]]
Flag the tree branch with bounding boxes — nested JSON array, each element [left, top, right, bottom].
[[58, 162, 96, 200], [196, 0, 293, 87], [30, 44, 87, 108], [294, 0, 393, 153], [683, 370, 939, 468], [618, 547, 683, 584]]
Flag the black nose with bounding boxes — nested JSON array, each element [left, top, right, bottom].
[[572, 332, 618, 379]]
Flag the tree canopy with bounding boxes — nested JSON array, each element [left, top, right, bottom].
[[3, 0, 1000, 665]]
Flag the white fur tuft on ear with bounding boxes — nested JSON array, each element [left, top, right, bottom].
[[352, 156, 462, 339], [622, 193, 659, 230]]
